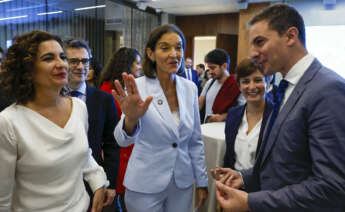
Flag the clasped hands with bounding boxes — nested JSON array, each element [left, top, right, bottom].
[[210, 166, 249, 212]]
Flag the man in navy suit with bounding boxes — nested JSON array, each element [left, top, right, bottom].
[[179, 57, 199, 87], [65, 40, 120, 211], [215, 3, 345, 212]]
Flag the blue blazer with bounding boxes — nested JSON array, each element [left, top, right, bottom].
[[242, 59, 345, 211], [179, 69, 199, 87], [114, 76, 208, 193], [223, 99, 273, 169], [86, 85, 120, 189]]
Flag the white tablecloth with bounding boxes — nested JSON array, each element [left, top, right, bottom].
[[192, 122, 226, 212]]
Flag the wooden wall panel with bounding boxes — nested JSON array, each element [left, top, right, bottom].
[[176, 13, 239, 59], [237, 3, 269, 64], [216, 33, 238, 73]]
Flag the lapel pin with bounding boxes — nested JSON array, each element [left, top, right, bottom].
[[157, 99, 163, 105]]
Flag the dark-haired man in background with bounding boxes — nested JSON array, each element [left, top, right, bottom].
[[65, 40, 120, 211], [198, 48, 241, 123]]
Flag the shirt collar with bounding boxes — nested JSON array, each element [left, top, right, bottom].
[[284, 54, 315, 86], [68, 81, 87, 96]]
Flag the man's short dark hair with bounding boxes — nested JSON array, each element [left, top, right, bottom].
[[196, 64, 205, 70], [64, 39, 92, 58], [249, 3, 306, 47], [204, 48, 230, 70]]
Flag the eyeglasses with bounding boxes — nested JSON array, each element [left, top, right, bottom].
[[67, 58, 90, 66]]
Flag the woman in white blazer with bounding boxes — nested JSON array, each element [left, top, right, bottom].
[[113, 24, 208, 212]]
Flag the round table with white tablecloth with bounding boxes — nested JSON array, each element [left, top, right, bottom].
[[192, 122, 226, 212]]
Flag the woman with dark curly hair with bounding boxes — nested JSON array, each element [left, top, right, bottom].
[[0, 31, 108, 212], [99, 47, 141, 212]]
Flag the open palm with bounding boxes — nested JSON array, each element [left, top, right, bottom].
[[112, 73, 153, 122]]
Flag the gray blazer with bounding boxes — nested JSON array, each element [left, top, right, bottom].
[[114, 75, 208, 193], [242, 59, 345, 211]]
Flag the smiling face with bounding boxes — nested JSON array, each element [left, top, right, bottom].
[[239, 69, 266, 103], [147, 32, 183, 76], [66, 47, 90, 87], [249, 20, 289, 76], [33, 40, 68, 90]]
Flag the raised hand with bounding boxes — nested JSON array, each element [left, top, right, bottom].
[[112, 73, 153, 134]]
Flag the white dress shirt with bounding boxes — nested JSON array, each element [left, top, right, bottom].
[[234, 109, 262, 170], [281, 54, 315, 108], [68, 81, 87, 102], [0, 98, 108, 212]]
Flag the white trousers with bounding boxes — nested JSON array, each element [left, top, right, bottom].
[[125, 177, 193, 212]]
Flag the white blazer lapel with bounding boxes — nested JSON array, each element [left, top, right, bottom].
[[175, 76, 195, 141], [145, 77, 179, 136], [175, 76, 187, 129]]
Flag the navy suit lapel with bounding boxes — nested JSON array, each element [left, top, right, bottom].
[[85, 85, 95, 113], [230, 105, 246, 142], [258, 59, 321, 168], [179, 70, 187, 78]]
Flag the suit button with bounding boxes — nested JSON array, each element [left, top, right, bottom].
[[172, 143, 177, 148]]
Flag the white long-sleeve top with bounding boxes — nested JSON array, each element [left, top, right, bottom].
[[0, 97, 109, 212]]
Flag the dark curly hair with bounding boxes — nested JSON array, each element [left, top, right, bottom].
[[0, 30, 64, 104], [100, 47, 141, 87], [204, 48, 230, 70], [143, 24, 186, 78]]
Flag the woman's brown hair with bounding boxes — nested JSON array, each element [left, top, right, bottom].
[[235, 58, 264, 85], [100, 47, 141, 87], [0, 30, 64, 104], [143, 24, 186, 78]]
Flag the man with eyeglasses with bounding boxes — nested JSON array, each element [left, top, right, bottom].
[[65, 39, 120, 212]]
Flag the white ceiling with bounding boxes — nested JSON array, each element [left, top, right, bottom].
[[130, 0, 241, 15]]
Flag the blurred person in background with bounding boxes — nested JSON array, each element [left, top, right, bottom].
[[87, 58, 103, 88], [199, 48, 241, 123], [99, 47, 142, 212]]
